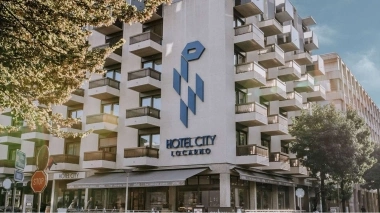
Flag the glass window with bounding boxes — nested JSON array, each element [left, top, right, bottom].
[[69, 109, 83, 119], [187, 176, 198, 185], [235, 89, 247, 104], [233, 16, 245, 28], [102, 102, 119, 116], [139, 134, 160, 148], [105, 69, 121, 81], [140, 95, 161, 110], [152, 134, 160, 149], [8, 147, 18, 160], [139, 135, 150, 147], [142, 59, 162, 72], [199, 176, 210, 185], [234, 51, 246, 65], [66, 142, 80, 156], [236, 131, 247, 146], [141, 97, 152, 107]]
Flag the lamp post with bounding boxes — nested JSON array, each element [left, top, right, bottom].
[[124, 169, 133, 213]]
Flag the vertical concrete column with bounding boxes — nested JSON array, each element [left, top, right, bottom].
[[84, 188, 89, 210], [220, 173, 231, 207], [272, 185, 278, 209], [234, 188, 240, 207], [168, 186, 176, 211], [289, 186, 296, 210], [50, 180, 56, 213], [249, 182, 257, 210]]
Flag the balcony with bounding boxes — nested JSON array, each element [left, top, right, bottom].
[[234, 24, 265, 52], [259, 79, 287, 101], [130, 1, 163, 23], [307, 85, 327, 102], [261, 152, 290, 171], [277, 26, 300, 52], [94, 20, 123, 36], [261, 115, 288, 135], [125, 107, 160, 129], [236, 144, 269, 167], [62, 122, 83, 133], [50, 154, 80, 171], [285, 52, 313, 66], [92, 43, 122, 66], [235, 102, 268, 126], [88, 77, 120, 100], [83, 151, 116, 170], [235, 62, 266, 88], [294, 74, 314, 93], [257, 19, 283, 36], [63, 89, 85, 107], [21, 126, 50, 143], [124, 147, 159, 167], [0, 131, 22, 145], [234, 0, 264, 17], [85, 113, 118, 134], [306, 55, 325, 76], [269, 60, 301, 82], [302, 16, 317, 27], [304, 31, 319, 51], [279, 92, 303, 111], [281, 159, 308, 177], [129, 31, 162, 57], [127, 68, 161, 92], [24, 157, 37, 173], [275, 0, 294, 23], [258, 44, 285, 68], [0, 160, 15, 174]]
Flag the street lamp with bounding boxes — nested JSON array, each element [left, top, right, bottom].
[[124, 169, 133, 213]]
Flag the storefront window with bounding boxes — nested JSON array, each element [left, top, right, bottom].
[[129, 187, 168, 211], [257, 183, 273, 210], [278, 186, 290, 209], [230, 176, 249, 209]]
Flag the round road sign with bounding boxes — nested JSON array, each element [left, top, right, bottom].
[[2, 178, 12, 190], [36, 145, 50, 170], [31, 170, 48, 193], [296, 188, 305, 198]]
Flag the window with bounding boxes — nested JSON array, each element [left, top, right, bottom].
[[236, 130, 247, 146], [261, 133, 270, 149], [281, 141, 289, 154], [142, 58, 162, 72], [102, 102, 119, 116], [141, 95, 161, 110], [233, 16, 245, 28], [235, 89, 247, 105], [234, 51, 246, 65], [69, 109, 83, 119], [105, 68, 121, 82], [143, 20, 163, 37], [8, 146, 18, 160], [139, 134, 160, 148], [99, 136, 117, 153], [65, 141, 80, 156]]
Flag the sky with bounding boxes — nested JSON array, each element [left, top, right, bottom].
[[291, 0, 380, 105]]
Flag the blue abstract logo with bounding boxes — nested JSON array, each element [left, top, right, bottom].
[[173, 41, 205, 128]]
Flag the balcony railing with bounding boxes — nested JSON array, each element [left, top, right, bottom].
[[86, 114, 118, 125], [235, 61, 266, 75], [297, 74, 314, 85], [258, 44, 284, 56], [314, 85, 326, 93], [72, 88, 85, 97], [290, 158, 300, 167], [236, 144, 269, 157], [234, 24, 262, 36], [124, 147, 159, 158], [51, 154, 80, 164], [0, 131, 21, 137], [130, 31, 162, 45], [21, 126, 49, 134], [269, 152, 289, 163], [89, 77, 120, 90], [235, 102, 267, 115], [268, 115, 287, 125], [279, 61, 301, 73], [0, 159, 15, 167], [84, 151, 116, 162], [262, 79, 286, 91], [26, 157, 36, 165], [126, 106, 160, 119], [128, 68, 161, 81], [286, 92, 302, 103]]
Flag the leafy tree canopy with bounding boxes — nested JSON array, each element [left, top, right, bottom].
[[0, 0, 170, 137]]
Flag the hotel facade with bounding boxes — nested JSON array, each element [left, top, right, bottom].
[[0, 0, 379, 212]]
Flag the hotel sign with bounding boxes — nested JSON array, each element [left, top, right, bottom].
[[53, 172, 86, 180], [166, 135, 216, 157]]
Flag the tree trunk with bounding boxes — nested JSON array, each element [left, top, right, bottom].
[[377, 188, 380, 213], [321, 172, 327, 212], [341, 180, 345, 212]]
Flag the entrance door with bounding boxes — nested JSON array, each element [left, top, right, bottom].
[[130, 188, 145, 210]]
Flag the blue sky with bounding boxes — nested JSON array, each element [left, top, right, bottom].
[[291, 0, 380, 105]]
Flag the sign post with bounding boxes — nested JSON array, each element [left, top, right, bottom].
[[13, 149, 26, 213], [32, 145, 50, 213], [296, 188, 305, 211]]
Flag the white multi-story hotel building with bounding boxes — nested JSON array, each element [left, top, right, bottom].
[[0, 0, 379, 212]]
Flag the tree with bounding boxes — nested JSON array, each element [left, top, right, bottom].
[[289, 104, 375, 212], [363, 145, 380, 212], [0, 0, 170, 137]]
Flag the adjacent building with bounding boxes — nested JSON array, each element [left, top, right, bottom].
[[0, 0, 379, 212]]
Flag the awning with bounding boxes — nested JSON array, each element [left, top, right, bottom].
[[235, 169, 295, 187], [67, 168, 207, 189]]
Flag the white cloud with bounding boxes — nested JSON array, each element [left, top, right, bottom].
[[310, 25, 337, 45]]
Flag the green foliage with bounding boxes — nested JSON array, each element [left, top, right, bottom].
[[0, 0, 171, 137], [363, 144, 380, 190]]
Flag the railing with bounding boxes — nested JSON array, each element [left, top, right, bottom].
[[286, 92, 302, 103], [297, 74, 314, 85], [290, 158, 300, 167], [21, 126, 50, 134], [124, 147, 159, 158], [258, 44, 284, 57], [72, 88, 85, 97], [126, 106, 160, 119], [130, 31, 162, 45], [128, 68, 161, 81], [304, 31, 319, 46], [268, 115, 287, 125], [0, 159, 15, 167], [26, 157, 36, 165], [263, 79, 286, 91], [234, 24, 262, 36], [236, 144, 269, 157], [95, 20, 123, 30], [235, 102, 267, 115], [84, 151, 116, 162], [314, 85, 326, 94], [51, 154, 80, 164], [86, 114, 118, 125], [89, 77, 120, 90], [269, 152, 289, 163], [71, 122, 82, 130], [235, 61, 266, 77], [279, 61, 301, 74], [0, 131, 21, 137]]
